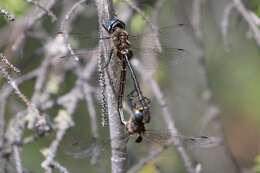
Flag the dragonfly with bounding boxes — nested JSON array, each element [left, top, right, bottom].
[[58, 18, 187, 126], [125, 89, 151, 143], [100, 18, 152, 128], [65, 87, 221, 160]]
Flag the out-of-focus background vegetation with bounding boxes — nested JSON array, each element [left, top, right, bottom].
[[0, 0, 260, 173]]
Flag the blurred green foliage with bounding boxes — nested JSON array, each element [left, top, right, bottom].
[[0, 0, 27, 25], [255, 155, 260, 172], [249, 0, 260, 17], [130, 14, 146, 33], [0, 0, 28, 16]]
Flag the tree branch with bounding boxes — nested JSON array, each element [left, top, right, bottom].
[[95, 1, 128, 173], [233, 0, 260, 46]]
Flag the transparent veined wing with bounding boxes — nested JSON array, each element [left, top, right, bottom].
[[57, 23, 190, 70], [65, 129, 221, 160], [142, 129, 222, 149]]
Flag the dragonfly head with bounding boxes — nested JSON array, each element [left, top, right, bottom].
[[103, 18, 126, 33]]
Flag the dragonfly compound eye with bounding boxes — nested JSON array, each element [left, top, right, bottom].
[[103, 18, 126, 33], [133, 109, 144, 122]]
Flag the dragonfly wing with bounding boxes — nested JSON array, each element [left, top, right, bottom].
[[65, 137, 111, 161], [142, 130, 171, 146], [65, 145, 92, 159], [128, 24, 189, 71], [64, 24, 189, 70], [65, 135, 129, 159], [128, 24, 189, 44], [143, 130, 222, 149], [182, 136, 223, 148], [57, 49, 99, 61], [130, 46, 187, 70]]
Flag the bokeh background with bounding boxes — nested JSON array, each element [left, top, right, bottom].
[[0, 0, 260, 173]]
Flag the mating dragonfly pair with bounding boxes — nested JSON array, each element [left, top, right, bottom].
[[102, 18, 151, 143], [101, 18, 220, 146], [62, 18, 220, 150]]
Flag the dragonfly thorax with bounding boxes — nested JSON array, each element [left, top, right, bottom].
[[111, 28, 132, 57]]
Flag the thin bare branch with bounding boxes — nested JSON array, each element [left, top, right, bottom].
[[50, 160, 70, 173], [25, 0, 57, 22], [233, 0, 260, 46], [123, 0, 156, 30], [59, 0, 88, 61], [0, 66, 41, 119], [83, 85, 102, 167], [3, 0, 57, 59], [41, 110, 73, 173], [131, 59, 198, 173], [0, 99, 6, 147], [191, 0, 203, 39], [0, 53, 21, 73], [83, 85, 99, 139], [123, 0, 162, 50], [186, 1, 242, 172], [221, 2, 235, 50], [13, 145, 23, 173], [0, 7, 15, 22], [128, 140, 173, 173]]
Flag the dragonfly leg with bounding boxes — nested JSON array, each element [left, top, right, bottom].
[[101, 48, 114, 70], [118, 108, 127, 125], [127, 89, 138, 98], [127, 89, 135, 108]]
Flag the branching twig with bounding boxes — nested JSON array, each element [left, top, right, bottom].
[[25, 0, 57, 22], [59, 0, 87, 61], [233, 0, 260, 46], [221, 2, 235, 50], [0, 7, 15, 22], [123, 0, 156, 30], [83, 85, 102, 167], [50, 160, 70, 173], [124, 0, 162, 51], [2, 0, 57, 59], [127, 139, 174, 173], [41, 110, 73, 173], [0, 66, 41, 120], [0, 69, 39, 144], [186, 1, 242, 172], [0, 53, 21, 73]]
